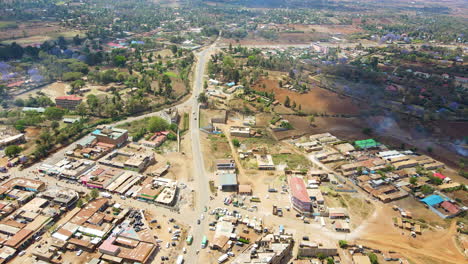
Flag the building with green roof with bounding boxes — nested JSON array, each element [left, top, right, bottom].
[[354, 139, 379, 149]]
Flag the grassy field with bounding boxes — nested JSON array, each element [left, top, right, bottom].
[[0, 21, 18, 30], [271, 153, 311, 170], [1, 30, 84, 45], [116, 118, 149, 134], [164, 71, 178, 78]]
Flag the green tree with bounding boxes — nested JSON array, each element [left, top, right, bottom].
[[147, 116, 169, 133], [316, 253, 326, 261], [44, 107, 66, 120], [198, 92, 208, 104], [51, 121, 60, 131], [75, 102, 88, 117], [113, 55, 127, 67], [232, 139, 240, 147], [70, 79, 85, 93], [421, 185, 434, 195], [87, 94, 99, 109], [167, 132, 177, 141], [90, 189, 99, 199], [62, 72, 83, 81], [368, 253, 378, 264], [338, 240, 348, 248], [4, 145, 22, 158], [76, 199, 84, 208], [170, 45, 178, 55], [409, 177, 418, 185], [326, 257, 335, 264], [284, 96, 290, 107]]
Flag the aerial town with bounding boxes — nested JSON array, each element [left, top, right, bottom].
[[0, 0, 467, 264]]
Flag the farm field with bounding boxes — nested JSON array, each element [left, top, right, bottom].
[[0, 21, 84, 45]]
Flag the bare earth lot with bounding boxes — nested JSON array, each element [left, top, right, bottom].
[[253, 79, 363, 115], [16, 82, 68, 99]]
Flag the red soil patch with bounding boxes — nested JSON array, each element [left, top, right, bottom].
[[253, 79, 363, 115]]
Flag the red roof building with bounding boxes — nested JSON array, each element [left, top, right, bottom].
[[433, 173, 447, 180], [440, 201, 460, 215], [55, 95, 83, 110], [289, 177, 312, 214], [7, 81, 25, 88]]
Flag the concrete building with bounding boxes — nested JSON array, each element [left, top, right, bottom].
[[0, 133, 25, 147], [99, 149, 155, 172], [40, 188, 79, 208], [289, 177, 312, 215], [92, 126, 128, 147], [255, 154, 275, 170], [231, 234, 294, 264], [216, 159, 236, 170], [55, 95, 83, 110], [230, 126, 251, 137], [298, 240, 338, 258], [219, 172, 238, 192], [353, 255, 372, 264]]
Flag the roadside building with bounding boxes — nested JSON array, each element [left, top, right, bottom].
[[298, 240, 337, 258], [232, 234, 294, 264], [219, 172, 238, 192], [289, 177, 312, 215], [238, 184, 253, 195], [328, 208, 348, 219], [92, 126, 128, 147], [307, 189, 324, 204], [352, 255, 372, 264], [216, 159, 236, 170]]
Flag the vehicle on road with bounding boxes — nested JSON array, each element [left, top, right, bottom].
[[186, 235, 193, 245], [201, 235, 207, 248], [76, 249, 83, 256], [176, 255, 184, 264], [218, 254, 228, 263]]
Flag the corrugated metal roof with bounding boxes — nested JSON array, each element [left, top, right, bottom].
[[289, 177, 311, 203]]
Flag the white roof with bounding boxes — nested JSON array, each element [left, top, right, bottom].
[[52, 232, 69, 241]]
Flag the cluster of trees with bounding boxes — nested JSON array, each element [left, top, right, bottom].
[[33, 121, 88, 160], [14, 95, 54, 108], [362, 15, 465, 43], [132, 116, 177, 143]]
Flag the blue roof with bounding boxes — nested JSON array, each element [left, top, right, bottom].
[[421, 195, 444, 206], [92, 129, 101, 135]]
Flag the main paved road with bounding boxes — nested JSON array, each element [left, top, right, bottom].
[[185, 43, 217, 263]]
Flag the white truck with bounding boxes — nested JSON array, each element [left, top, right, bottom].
[[218, 254, 229, 263], [176, 255, 184, 264]]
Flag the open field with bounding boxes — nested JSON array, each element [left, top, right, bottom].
[[357, 205, 465, 264], [252, 79, 363, 115], [201, 133, 232, 172], [0, 21, 84, 45], [15, 82, 68, 99]]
